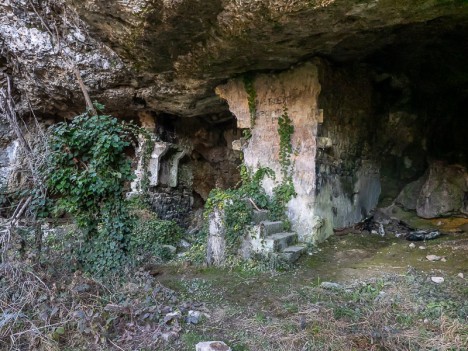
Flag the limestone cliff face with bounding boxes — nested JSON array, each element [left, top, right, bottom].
[[216, 61, 383, 242], [1, 0, 468, 118], [1, 0, 468, 241]]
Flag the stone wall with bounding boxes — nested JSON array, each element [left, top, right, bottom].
[[217, 60, 383, 243], [130, 111, 241, 227], [217, 62, 323, 242], [148, 188, 193, 228], [314, 61, 381, 240]]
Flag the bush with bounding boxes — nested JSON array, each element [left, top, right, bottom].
[[129, 215, 183, 263], [47, 104, 139, 274]]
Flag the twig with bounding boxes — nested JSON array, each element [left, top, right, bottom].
[[72, 66, 97, 116], [108, 338, 126, 351], [248, 197, 261, 211], [10, 319, 72, 337]]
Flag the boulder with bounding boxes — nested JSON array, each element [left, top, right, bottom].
[[416, 162, 467, 218], [195, 341, 231, 351]]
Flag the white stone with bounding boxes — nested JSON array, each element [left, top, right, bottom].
[[187, 310, 202, 324], [409, 243, 416, 249], [196, 341, 231, 351], [180, 239, 191, 248], [457, 273, 464, 279], [231, 139, 244, 151], [206, 208, 227, 265], [431, 277, 444, 284], [426, 255, 442, 261], [320, 281, 342, 290]]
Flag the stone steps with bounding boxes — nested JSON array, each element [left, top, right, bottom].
[[259, 232, 297, 252], [250, 210, 306, 262], [252, 209, 269, 223], [260, 221, 284, 236], [279, 245, 307, 262]]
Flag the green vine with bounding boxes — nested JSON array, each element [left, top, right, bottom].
[[204, 166, 273, 253], [203, 98, 297, 263], [138, 131, 156, 194], [243, 74, 257, 130], [271, 106, 296, 223]]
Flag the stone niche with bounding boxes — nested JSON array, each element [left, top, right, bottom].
[[129, 110, 241, 228], [216, 60, 381, 243]]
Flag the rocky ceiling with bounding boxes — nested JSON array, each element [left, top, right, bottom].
[[1, 0, 468, 118]]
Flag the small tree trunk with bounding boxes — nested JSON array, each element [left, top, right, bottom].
[[34, 222, 42, 263], [72, 66, 97, 116]]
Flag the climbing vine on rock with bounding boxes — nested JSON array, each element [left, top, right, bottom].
[[243, 74, 257, 132], [271, 105, 296, 222], [205, 166, 273, 252], [138, 130, 156, 195], [204, 89, 297, 262], [47, 103, 139, 274]]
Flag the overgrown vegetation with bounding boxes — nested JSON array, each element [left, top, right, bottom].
[[270, 106, 297, 223], [129, 211, 182, 264], [164, 231, 468, 351], [47, 103, 137, 274], [202, 83, 298, 264], [243, 74, 257, 130], [204, 165, 273, 252]]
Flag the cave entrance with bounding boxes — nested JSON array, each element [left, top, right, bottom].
[[356, 18, 468, 225]]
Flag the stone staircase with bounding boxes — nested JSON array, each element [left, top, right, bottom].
[[249, 209, 307, 263]]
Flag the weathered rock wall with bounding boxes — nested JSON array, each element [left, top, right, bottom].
[[0, 114, 18, 189], [314, 61, 381, 239], [128, 110, 241, 225], [2, 0, 468, 119], [148, 188, 193, 227], [217, 60, 386, 242], [217, 62, 322, 241]]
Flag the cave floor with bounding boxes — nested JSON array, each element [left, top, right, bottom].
[[158, 228, 468, 351]]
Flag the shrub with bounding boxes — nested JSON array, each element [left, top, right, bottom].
[[129, 215, 183, 263], [47, 104, 138, 274]]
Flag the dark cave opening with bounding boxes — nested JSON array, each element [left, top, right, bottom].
[[360, 20, 468, 216], [365, 18, 468, 168]]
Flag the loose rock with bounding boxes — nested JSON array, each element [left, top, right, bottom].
[[187, 310, 202, 324], [196, 341, 231, 351], [406, 230, 441, 241], [426, 255, 442, 261], [431, 277, 444, 284], [320, 282, 342, 290], [164, 311, 181, 324], [161, 331, 178, 342]]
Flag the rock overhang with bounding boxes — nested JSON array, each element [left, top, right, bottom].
[[2, 0, 468, 118]]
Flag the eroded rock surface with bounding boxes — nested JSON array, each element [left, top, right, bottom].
[[414, 162, 467, 218], [2, 0, 468, 118]]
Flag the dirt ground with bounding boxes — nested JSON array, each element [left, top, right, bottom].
[[158, 227, 468, 351]]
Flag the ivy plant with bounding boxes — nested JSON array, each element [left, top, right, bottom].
[[271, 106, 297, 222], [129, 215, 182, 263], [47, 103, 138, 274], [243, 74, 257, 129]]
